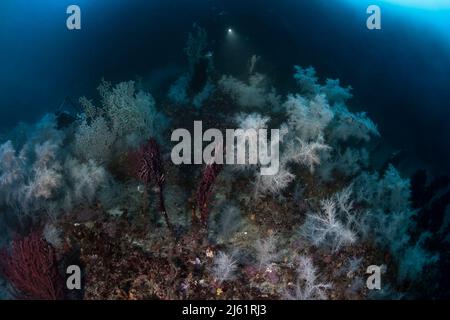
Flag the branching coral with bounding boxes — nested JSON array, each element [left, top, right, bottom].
[[22, 140, 64, 211], [396, 232, 439, 282], [219, 75, 268, 109], [285, 94, 334, 142], [63, 157, 109, 207], [280, 66, 378, 182], [73, 116, 114, 164], [234, 112, 270, 130], [346, 256, 363, 275], [293, 65, 352, 105], [0, 116, 65, 218], [167, 24, 215, 109], [0, 46, 441, 300], [253, 167, 295, 196], [0, 140, 26, 207], [229, 112, 272, 173], [78, 80, 168, 160], [285, 137, 331, 173], [254, 235, 279, 271], [301, 188, 357, 252], [284, 255, 332, 300], [129, 138, 172, 231], [293, 65, 321, 96], [321, 79, 353, 105], [211, 251, 238, 284], [0, 114, 115, 225], [351, 165, 439, 283], [329, 105, 379, 142], [318, 147, 369, 181], [195, 163, 222, 227], [353, 165, 411, 213], [184, 23, 208, 72], [218, 74, 281, 110], [214, 204, 244, 243], [43, 223, 63, 249], [100, 80, 167, 147], [0, 232, 64, 300]]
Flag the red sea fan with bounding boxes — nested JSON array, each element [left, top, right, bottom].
[[195, 162, 222, 226], [133, 138, 165, 187], [128, 138, 172, 231], [0, 231, 64, 300]]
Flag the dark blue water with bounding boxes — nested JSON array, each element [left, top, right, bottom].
[[1, 0, 449, 174]]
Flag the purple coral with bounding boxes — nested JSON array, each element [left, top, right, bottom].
[[129, 138, 172, 231], [195, 163, 222, 227]]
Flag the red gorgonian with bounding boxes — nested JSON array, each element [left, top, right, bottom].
[[195, 162, 222, 227], [128, 138, 172, 231], [0, 231, 65, 300]]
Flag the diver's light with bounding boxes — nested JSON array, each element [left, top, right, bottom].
[[228, 28, 233, 34]]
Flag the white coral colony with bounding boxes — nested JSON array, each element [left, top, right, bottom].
[[0, 22, 441, 301]]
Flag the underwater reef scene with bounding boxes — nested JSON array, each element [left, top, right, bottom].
[[1, 6, 450, 301]]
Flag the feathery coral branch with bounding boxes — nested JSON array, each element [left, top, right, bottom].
[[0, 231, 64, 300], [129, 138, 172, 231], [195, 163, 222, 227]]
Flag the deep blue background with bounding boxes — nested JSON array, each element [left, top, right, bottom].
[[0, 0, 449, 175]]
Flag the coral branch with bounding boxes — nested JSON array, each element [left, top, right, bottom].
[[0, 231, 64, 300], [195, 163, 222, 227], [129, 138, 172, 231]]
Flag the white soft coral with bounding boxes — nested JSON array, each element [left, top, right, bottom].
[[329, 104, 379, 142], [285, 94, 334, 142], [211, 251, 238, 284], [64, 157, 108, 205], [301, 189, 357, 252], [219, 74, 281, 110], [254, 235, 280, 271], [234, 112, 270, 130], [253, 167, 295, 196], [74, 116, 114, 164], [0, 136, 63, 216], [285, 137, 331, 173], [293, 65, 321, 96], [0, 141, 26, 206], [284, 255, 332, 300], [93, 80, 168, 149]]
